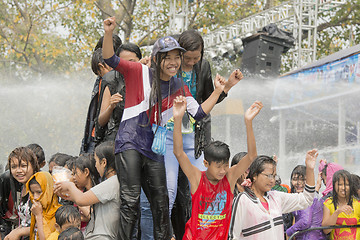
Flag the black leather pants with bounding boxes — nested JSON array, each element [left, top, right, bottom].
[[115, 150, 171, 240]]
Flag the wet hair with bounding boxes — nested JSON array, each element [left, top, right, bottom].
[[91, 48, 107, 76], [7, 147, 39, 206], [321, 164, 328, 177], [94, 34, 122, 55], [74, 154, 100, 188], [332, 170, 356, 210], [204, 141, 230, 164], [231, 152, 247, 167], [351, 174, 360, 199], [8, 147, 40, 179], [64, 157, 76, 172], [290, 165, 306, 193], [118, 43, 142, 60], [58, 227, 84, 240], [178, 29, 204, 60], [26, 143, 45, 167], [147, 37, 184, 128], [48, 153, 73, 168], [94, 141, 116, 180], [247, 155, 277, 183], [55, 205, 81, 228]]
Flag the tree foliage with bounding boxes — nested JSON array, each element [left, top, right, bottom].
[[0, 0, 359, 79]]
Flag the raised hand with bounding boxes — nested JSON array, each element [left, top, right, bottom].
[[244, 101, 263, 122], [225, 69, 243, 90], [139, 56, 151, 67], [214, 73, 226, 93], [305, 149, 318, 170], [173, 95, 187, 119], [316, 172, 322, 192], [54, 181, 75, 200], [103, 16, 116, 33]]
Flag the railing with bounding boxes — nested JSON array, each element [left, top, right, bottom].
[[288, 224, 360, 240]]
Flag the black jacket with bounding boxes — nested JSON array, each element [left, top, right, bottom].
[[80, 76, 102, 154], [193, 59, 227, 104], [94, 70, 125, 144]]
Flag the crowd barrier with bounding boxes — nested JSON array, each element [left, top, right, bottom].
[[288, 224, 360, 240]]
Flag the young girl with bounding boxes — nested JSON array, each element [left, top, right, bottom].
[[322, 170, 360, 239], [228, 150, 317, 240], [48, 153, 73, 175], [72, 154, 100, 231], [318, 160, 343, 198], [285, 166, 326, 240], [72, 155, 100, 192], [4, 147, 40, 240], [26, 171, 61, 240], [54, 141, 120, 240], [102, 16, 241, 240]]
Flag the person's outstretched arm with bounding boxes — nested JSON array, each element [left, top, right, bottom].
[[173, 96, 201, 194], [200, 70, 242, 114], [227, 101, 263, 191], [54, 181, 99, 207], [102, 17, 116, 60], [305, 149, 317, 187]]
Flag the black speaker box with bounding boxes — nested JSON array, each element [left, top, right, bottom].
[[241, 33, 293, 77]]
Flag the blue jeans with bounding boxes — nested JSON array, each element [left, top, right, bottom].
[[140, 131, 205, 239]]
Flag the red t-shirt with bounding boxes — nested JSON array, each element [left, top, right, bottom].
[[183, 172, 234, 240]]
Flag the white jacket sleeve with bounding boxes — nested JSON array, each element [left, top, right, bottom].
[[280, 184, 315, 214], [228, 194, 244, 240]]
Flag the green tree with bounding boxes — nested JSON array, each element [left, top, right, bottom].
[[1, 0, 359, 79]]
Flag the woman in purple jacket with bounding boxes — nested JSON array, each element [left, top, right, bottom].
[[285, 165, 327, 240]]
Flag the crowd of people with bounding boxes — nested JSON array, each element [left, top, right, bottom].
[[1, 16, 360, 240]]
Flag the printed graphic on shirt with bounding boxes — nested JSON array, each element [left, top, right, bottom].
[[197, 190, 227, 229], [334, 217, 357, 239]]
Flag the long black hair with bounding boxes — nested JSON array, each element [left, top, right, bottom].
[[94, 141, 115, 181], [332, 169, 357, 210], [148, 51, 183, 129], [290, 165, 306, 193], [247, 155, 277, 183], [178, 29, 204, 67], [8, 147, 40, 205], [74, 154, 100, 190]]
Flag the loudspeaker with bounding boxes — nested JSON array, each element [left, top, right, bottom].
[[241, 33, 292, 77]]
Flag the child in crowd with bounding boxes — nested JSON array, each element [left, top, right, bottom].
[[72, 155, 100, 192], [172, 96, 262, 239], [228, 150, 317, 240], [54, 141, 119, 240], [72, 154, 100, 231], [26, 143, 46, 169], [47, 205, 81, 240], [48, 153, 74, 174], [352, 174, 360, 197], [102, 16, 240, 240], [322, 169, 360, 239], [58, 227, 84, 240], [285, 165, 326, 240], [3, 147, 40, 240], [26, 172, 61, 240], [80, 35, 122, 154], [231, 152, 249, 197], [319, 160, 343, 199]]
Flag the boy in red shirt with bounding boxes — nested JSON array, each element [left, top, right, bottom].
[[173, 91, 263, 240]]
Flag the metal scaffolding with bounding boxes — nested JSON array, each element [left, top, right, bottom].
[[202, 0, 346, 71], [169, 0, 189, 34]]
